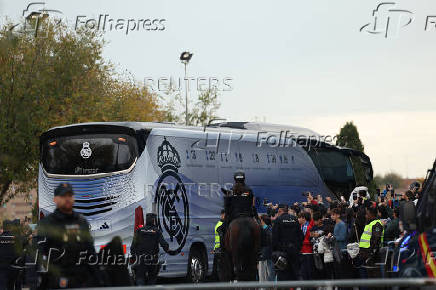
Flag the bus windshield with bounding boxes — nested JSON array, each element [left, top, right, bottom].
[[308, 148, 356, 196], [41, 134, 138, 175]]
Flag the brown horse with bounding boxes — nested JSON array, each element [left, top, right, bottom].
[[223, 217, 261, 281]]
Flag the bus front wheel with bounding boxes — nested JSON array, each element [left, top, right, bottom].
[[187, 247, 207, 283]]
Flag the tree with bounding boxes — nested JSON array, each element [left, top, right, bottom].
[[0, 20, 164, 204], [374, 172, 403, 190], [336, 121, 364, 151], [190, 88, 220, 126], [161, 87, 221, 126], [336, 121, 376, 194]]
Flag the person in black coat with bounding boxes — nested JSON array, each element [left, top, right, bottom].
[[37, 183, 102, 289], [130, 213, 169, 285], [258, 215, 274, 281], [0, 220, 23, 290], [272, 204, 304, 281], [98, 236, 132, 286]]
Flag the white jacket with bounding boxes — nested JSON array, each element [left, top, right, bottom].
[[317, 236, 334, 263]]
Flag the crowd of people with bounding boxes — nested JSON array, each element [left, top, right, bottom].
[[0, 178, 423, 289], [239, 183, 422, 283]]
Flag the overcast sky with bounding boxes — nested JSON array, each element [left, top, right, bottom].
[[1, 0, 435, 178]]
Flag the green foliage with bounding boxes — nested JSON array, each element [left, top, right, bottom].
[[162, 87, 221, 126], [32, 201, 38, 224], [0, 20, 164, 204], [336, 121, 377, 195], [336, 121, 364, 151], [374, 172, 403, 189]]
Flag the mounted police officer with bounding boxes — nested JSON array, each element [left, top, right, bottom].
[[272, 204, 304, 281], [0, 220, 22, 289], [37, 183, 101, 289], [130, 213, 169, 286], [220, 171, 257, 247]]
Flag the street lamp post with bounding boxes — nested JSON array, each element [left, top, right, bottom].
[[180, 51, 193, 126], [25, 11, 48, 37]]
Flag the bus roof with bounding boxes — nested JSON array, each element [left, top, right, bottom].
[[41, 121, 322, 138]]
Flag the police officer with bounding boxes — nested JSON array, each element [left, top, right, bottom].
[[212, 210, 225, 281], [221, 171, 257, 238], [272, 204, 304, 281], [37, 183, 101, 289], [358, 206, 384, 278], [130, 213, 169, 286], [0, 220, 22, 289], [214, 210, 225, 253]]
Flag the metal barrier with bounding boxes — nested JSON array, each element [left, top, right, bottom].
[[73, 278, 436, 290]]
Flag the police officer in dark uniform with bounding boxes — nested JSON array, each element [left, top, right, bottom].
[[219, 171, 258, 243], [272, 204, 304, 281], [130, 213, 169, 286], [0, 220, 22, 289], [37, 183, 101, 289]]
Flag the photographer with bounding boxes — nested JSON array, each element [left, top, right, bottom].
[[264, 200, 279, 218], [355, 191, 370, 238]]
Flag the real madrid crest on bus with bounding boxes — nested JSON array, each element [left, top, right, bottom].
[[154, 137, 189, 255], [80, 142, 92, 159]]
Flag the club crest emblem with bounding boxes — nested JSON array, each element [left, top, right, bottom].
[[80, 142, 92, 159], [154, 137, 189, 255]]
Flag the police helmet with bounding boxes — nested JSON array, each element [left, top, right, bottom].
[[146, 213, 157, 226], [409, 181, 421, 191], [234, 170, 245, 182]]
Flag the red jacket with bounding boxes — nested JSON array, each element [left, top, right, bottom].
[[301, 220, 313, 253]]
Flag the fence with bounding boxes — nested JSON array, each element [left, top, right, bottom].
[[72, 278, 436, 290]]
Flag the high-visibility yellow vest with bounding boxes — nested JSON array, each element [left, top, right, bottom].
[[359, 219, 384, 248], [214, 220, 223, 250]]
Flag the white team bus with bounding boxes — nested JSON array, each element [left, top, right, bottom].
[[38, 121, 373, 282]]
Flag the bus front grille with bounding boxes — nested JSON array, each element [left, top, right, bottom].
[[39, 167, 137, 218]]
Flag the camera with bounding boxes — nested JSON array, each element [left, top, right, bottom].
[[263, 198, 269, 206]]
